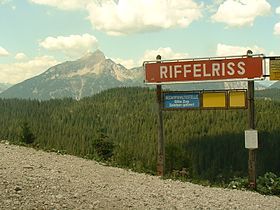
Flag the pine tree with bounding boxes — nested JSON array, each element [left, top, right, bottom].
[[19, 122, 36, 145], [92, 128, 115, 161]]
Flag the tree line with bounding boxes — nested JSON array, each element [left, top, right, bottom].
[[0, 87, 279, 182]]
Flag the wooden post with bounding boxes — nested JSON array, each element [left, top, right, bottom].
[[156, 55, 165, 176], [247, 50, 257, 189]]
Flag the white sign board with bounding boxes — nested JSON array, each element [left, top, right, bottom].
[[245, 130, 258, 149]]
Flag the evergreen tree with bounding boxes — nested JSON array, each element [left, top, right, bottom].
[[19, 122, 36, 145], [92, 128, 115, 161]]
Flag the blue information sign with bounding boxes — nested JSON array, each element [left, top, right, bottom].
[[163, 92, 200, 109]]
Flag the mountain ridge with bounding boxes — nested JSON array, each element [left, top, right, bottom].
[[0, 50, 144, 100], [270, 81, 280, 89], [0, 83, 12, 93]]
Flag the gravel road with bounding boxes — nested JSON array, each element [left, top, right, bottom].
[[1, 142, 280, 210]]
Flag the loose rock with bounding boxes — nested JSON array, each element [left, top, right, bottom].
[[0, 143, 280, 209]]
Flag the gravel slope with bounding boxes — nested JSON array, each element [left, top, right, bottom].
[[1, 142, 280, 210]]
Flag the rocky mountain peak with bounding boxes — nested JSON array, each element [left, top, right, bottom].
[[0, 49, 145, 100], [79, 49, 106, 63]]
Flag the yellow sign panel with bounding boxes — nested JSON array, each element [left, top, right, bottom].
[[229, 91, 246, 108], [202, 92, 226, 108], [270, 57, 280, 80]]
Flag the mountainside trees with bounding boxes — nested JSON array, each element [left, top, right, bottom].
[[0, 87, 279, 181]]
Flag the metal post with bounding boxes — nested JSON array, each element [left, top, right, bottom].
[[247, 50, 257, 189], [156, 55, 165, 176]]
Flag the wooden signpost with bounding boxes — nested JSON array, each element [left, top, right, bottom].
[[155, 55, 164, 176], [144, 52, 266, 190]]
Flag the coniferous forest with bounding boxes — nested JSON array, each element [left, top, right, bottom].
[[0, 87, 279, 182]]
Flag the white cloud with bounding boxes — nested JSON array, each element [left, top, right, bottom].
[[0, 46, 9, 56], [29, 0, 90, 10], [0, 0, 10, 5], [141, 47, 189, 62], [212, 0, 271, 27], [274, 7, 280, 35], [0, 56, 58, 84], [29, 0, 203, 35], [274, 23, 280, 35], [276, 6, 280, 14], [113, 47, 189, 68], [0, 0, 15, 9], [206, 0, 224, 13], [111, 58, 137, 69], [112, 47, 189, 68], [39, 33, 98, 57], [216, 43, 264, 56], [15, 53, 27, 60], [86, 0, 203, 35]]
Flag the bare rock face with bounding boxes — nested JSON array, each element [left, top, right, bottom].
[[0, 50, 144, 100], [1, 142, 280, 210]]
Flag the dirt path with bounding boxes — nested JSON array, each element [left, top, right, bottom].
[[1, 142, 280, 209]]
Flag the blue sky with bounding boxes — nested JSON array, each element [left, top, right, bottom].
[[0, 0, 280, 84]]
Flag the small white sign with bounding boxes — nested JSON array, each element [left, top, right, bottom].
[[245, 130, 258, 149]]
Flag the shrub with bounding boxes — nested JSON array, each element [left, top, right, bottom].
[[228, 177, 248, 190], [257, 172, 280, 195]]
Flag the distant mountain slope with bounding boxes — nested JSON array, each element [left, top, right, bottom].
[[0, 83, 12, 93], [0, 50, 143, 100], [269, 81, 280, 89], [256, 88, 280, 101]]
